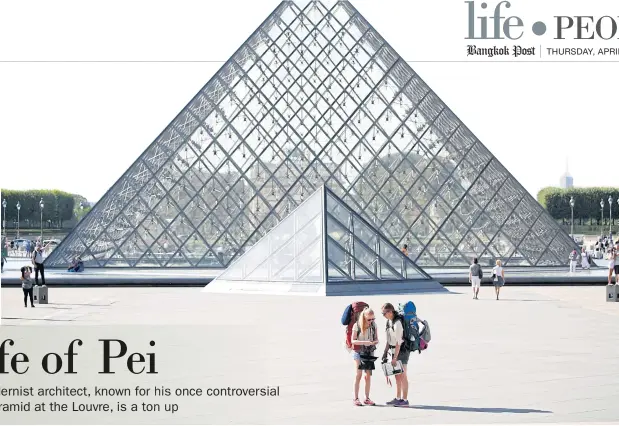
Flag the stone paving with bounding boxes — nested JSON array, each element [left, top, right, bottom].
[[1, 285, 618, 424]]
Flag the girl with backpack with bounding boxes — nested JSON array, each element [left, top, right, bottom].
[[350, 307, 379, 406], [381, 303, 410, 407]]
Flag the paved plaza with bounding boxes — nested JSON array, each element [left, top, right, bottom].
[[0, 256, 612, 286], [1, 284, 618, 424]]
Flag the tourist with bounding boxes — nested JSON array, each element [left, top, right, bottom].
[[1, 237, 7, 273], [381, 303, 410, 407], [609, 245, 617, 285], [581, 248, 590, 270], [401, 244, 409, 257], [25, 239, 31, 258], [614, 242, 619, 284], [68, 256, 84, 272], [568, 249, 578, 273], [469, 257, 482, 300], [350, 307, 379, 407], [492, 260, 505, 300], [31, 242, 46, 286], [20, 266, 35, 308]]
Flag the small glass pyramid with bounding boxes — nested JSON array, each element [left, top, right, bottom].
[[204, 185, 439, 295]]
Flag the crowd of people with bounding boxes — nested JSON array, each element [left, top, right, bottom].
[[568, 238, 619, 284], [4, 238, 42, 257]]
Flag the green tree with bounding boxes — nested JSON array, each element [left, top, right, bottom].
[[537, 187, 619, 225], [0, 189, 86, 228]]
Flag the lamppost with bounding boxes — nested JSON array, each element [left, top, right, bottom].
[[77, 201, 85, 222], [16, 201, 21, 238], [609, 196, 614, 238], [39, 198, 44, 241], [569, 196, 575, 240], [600, 199, 605, 238], [2, 199, 6, 239]]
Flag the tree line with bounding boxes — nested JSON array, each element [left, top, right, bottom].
[[537, 187, 619, 224], [0, 189, 89, 228]]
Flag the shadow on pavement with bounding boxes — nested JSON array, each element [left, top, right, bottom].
[[51, 302, 116, 307], [410, 405, 552, 414], [1, 317, 76, 322]]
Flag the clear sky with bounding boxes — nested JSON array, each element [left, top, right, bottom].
[[1, 0, 618, 202]]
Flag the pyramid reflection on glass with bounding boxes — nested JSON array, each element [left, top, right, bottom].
[[44, 0, 577, 269], [204, 186, 442, 295]]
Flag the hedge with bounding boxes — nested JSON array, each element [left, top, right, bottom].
[[537, 187, 619, 222], [0, 189, 79, 228]]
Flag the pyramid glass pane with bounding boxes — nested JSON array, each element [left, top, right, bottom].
[[45, 0, 578, 269], [325, 189, 430, 282], [216, 187, 324, 284]]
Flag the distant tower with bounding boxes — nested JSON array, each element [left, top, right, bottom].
[[560, 157, 574, 189]]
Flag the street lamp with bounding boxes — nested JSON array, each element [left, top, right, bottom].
[[569, 196, 575, 240], [609, 196, 614, 238], [16, 201, 21, 238], [78, 201, 85, 222], [2, 199, 6, 239], [600, 199, 605, 238], [39, 198, 44, 240]]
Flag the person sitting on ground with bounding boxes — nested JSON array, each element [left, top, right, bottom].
[[75, 257, 84, 272], [68, 257, 78, 272], [68, 256, 84, 272]]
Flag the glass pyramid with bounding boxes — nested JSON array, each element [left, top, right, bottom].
[[45, 0, 577, 269], [204, 185, 437, 295]]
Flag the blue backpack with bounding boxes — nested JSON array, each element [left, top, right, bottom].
[[398, 301, 423, 353]]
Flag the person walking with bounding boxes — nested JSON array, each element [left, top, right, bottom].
[[469, 257, 482, 299], [1, 237, 7, 273], [492, 260, 505, 300], [608, 245, 617, 285], [569, 249, 578, 273], [381, 303, 410, 407], [20, 266, 35, 308], [350, 307, 379, 407], [31, 242, 46, 286], [613, 242, 619, 285]]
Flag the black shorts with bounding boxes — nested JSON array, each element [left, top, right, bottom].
[[397, 350, 410, 365], [614, 265, 619, 275], [390, 346, 410, 365]]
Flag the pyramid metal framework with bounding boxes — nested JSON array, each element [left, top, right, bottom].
[[204, 186, 439, 295], [45, 0, 577, 269]]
